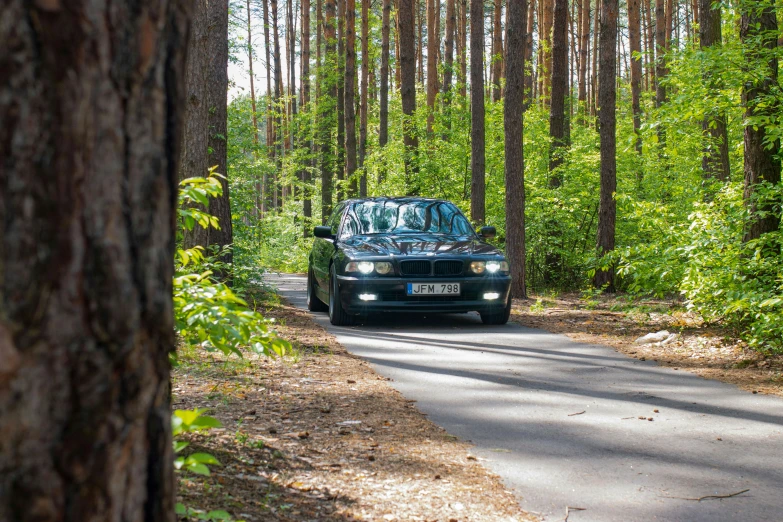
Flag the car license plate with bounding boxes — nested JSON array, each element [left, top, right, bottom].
[[407, 282, 461, 296]]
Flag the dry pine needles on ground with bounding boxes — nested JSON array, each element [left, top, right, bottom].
[[174, 299, 535, 522]]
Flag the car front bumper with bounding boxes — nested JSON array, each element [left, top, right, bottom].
[[335, 274, 512, 315]]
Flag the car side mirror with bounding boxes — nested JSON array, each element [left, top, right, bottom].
[[479, 226, 496, 238], [314, 226, 334, 239]]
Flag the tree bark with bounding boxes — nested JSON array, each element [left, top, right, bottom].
[[524, 0, 535, 107], [0, 0, 188, 520], [654, 0, 665, 107], [541, 0, 554, 104], [470, 0, 486, 224], [549, 0, 569, 178], [418, 0, 425, 84], [321, 0, 337, 221], [380, 0, 392, 165], [247, 0, 264, 218], [345, 0, 358, 196], [491, 0, 504, 101], [577, 0, 590, 103], [427, 0, 440, 132], [629, 0, 642, 155], [302, 0, 313, 227], [443, 0, 457, 100], [505, 0, 528, 298], [208, 0, 232, 267], [594, 0, 617, 291], [180, 0, 211, 247], [459, 0, 468, 99], [399, 0, 420, 185], [264, 0, 275, 212], [336, 0, 346, 200], [271, 0, 284, 208], [360, 0, 370, 196], [699, 0, 730, 183], [741, 1, 781, 242]]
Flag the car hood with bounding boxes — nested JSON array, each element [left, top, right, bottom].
[[340, 234, 502, 257]]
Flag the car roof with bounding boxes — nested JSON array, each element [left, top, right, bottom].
[[340, 196, 450, 205]]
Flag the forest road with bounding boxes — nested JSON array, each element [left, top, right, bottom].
[[269, 273, 783, 522]]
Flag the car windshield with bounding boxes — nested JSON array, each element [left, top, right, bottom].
[[341, 200, 475, 237]]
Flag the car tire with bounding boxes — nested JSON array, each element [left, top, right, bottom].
[[307, 266, 328, 312], [329, 265, 353, 326], [480, 294, 511, 325]]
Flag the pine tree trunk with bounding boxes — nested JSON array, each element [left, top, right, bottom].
[[549, 0, 569, 177], [443, 0, 456, 101], [0, 0, 188, 519], [264, 0, 275, 212], [247, 0, 263, 218], [491, 0, 504, 101], [207, 0, 233, 267], [426, 0, 440, 132], [590, 0, 599, 116], [505, 0, 528, 298], [336, 0, 346, 200], [345, 0, 358, 196], [459, 0, 468, 99], [541, 0, 554, 104], [628, 0, 643, 155], [699, 0, 730, 183], [272, 0, 284, 207], [524, 0, 535, 107], [577, 0, 590, 103], [322, 0, 337, 221], [741, 1, 781, 242], [302, 0, 313, 228], [418, 0, 425, 84], [180, 0, 212, 248], [380, 0, 391, 159], [360, 0, 370, 196], [399, 0, 420, 184], [655, 0, 665, 107], [594, 0, 617, 291], [470, 0, 486, 224]]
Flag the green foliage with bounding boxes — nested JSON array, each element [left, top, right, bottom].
[[175, 173, 290, 358]]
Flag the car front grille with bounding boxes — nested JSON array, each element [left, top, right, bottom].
[[434, 260, 463, 276], [399, 260, 431, 276]]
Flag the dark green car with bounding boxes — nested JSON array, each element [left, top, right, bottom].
[[307, 197, 512, 326]]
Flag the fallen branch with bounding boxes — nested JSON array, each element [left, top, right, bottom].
[[564, 506, 586, 521], [663, 489, 750, 502], [568, 411, 586, 417]]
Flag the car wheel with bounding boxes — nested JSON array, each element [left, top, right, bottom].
[[480, 294, 511, 325], [307, 266, 328, 312], [328, 265, 353, 326]]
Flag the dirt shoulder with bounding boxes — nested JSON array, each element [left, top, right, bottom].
[[510, 294, 783, 397], [174, 295, 535, 522]]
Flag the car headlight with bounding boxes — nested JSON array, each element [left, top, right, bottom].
[[375, 261, 393, 275], [345, 261, 375, 274], [486, 261, 509, 273], [470, 261, 486, 274]]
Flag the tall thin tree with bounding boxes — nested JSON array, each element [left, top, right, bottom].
[[594, 0, 617, 291], [379, 0, 392, 181], [399, 0, 420, 185], [470, 0, 486, 224], [491, 0, 504, 101], [426, 0, 440, 132], [345, 0, 359, 196], [629, 0, 642, 155], [699, 0, 730, 183], [505, 0, 528, 298], [741, 0, 781, 242], [360, 0, 370, 196], [549, 0, 569, 177]]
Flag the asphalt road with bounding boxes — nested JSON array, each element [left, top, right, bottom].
[[268, 273, 783, 522]]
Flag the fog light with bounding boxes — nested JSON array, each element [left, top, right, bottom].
[[483, 292, 500, 300], [358, 293, 378, 301]]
